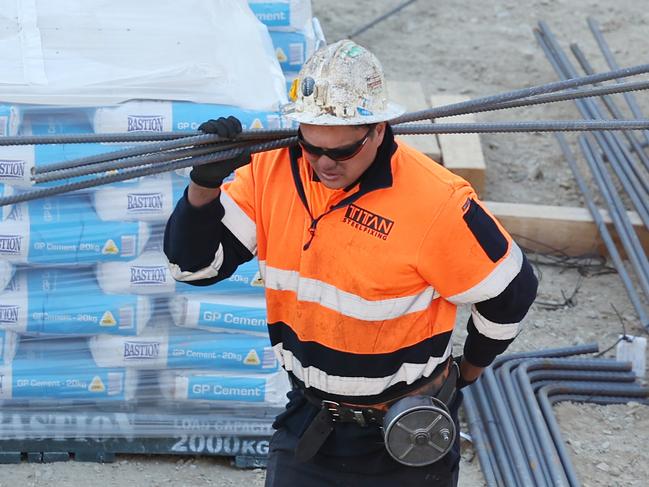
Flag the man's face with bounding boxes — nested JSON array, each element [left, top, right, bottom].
[[298, 123, 386, 189]]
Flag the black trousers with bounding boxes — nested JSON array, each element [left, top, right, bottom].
[[264, 391, 463, 487]]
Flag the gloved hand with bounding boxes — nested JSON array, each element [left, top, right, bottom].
[[190, 116, 251, 189], [453, 355, 479, 390]]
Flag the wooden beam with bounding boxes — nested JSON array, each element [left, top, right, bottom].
[[386, 81, 442, 162], [485, 201, 649, 257], [430, 94, 486, 195]]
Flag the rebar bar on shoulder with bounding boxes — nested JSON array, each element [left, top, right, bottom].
[[467, 79, 649, 115], [390, 62, 649, 124], [0, 138, 296, 207], [34, 140, 252, 184], [26, 119, 649, 185]]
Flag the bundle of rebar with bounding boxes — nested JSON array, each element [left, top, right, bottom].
[[463, 343, 649, 487], [3, 60, 649, 206], [534, 20, 649, 330]]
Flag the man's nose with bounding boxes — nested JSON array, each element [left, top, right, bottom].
[[317, 156, 337, 170]]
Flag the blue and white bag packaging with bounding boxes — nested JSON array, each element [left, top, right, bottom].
[[269, 25, 315, 72], [20, 110, 94, 136], [0, 261, 14, 291], [158, 369, 290, 405], [0, 105, 21, 137], [0, 143, 139, 189], [247, 0, 313, 31], [0, 338, 137, 402], [0, 329, 18, 365], [89, 327, 277, 372], [96, 252, 265, 297], [92, 175, 186, 222], [169, 293, 268, 336], [0, 270, 151, 336], [92, 101, 288, 133], [0, 196, 150, 265]]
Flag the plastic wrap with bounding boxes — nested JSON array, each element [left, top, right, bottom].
[[0, 0, 325, 445], [0, 0, 287, 110]]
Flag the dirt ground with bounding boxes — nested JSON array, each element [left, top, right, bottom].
[[2, 1, 649, 485]]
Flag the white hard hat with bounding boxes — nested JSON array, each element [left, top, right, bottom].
[[284, 40, 405, 126]]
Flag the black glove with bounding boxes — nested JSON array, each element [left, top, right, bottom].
[[453, 355, 478, 390], [190, 116, 251, 189]]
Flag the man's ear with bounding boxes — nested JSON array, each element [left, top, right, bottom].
[[374, 122, 387, 143]]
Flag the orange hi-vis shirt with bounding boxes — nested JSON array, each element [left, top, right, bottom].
[[215, 131, 525, 403]]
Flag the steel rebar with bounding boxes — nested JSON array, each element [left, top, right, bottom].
[[27, 120, 649, 184], [580, 136, 649, 297], [536, 22, 649, 225], [464, 344, 598, 486], [496, 359, 550, 486], [28, 78, 649, 179], [391, 62, 649, 125], [463, 388, 500, 487], [0, 138, 296, 207], [570, 43, 649, 176], [34, 140, 254, 184], [556, 133, 649, 328], [537, 382, 649, 486], [466, 79, 649, 116], [587, 17, 649, 146]]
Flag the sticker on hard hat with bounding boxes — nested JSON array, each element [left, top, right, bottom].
[[341, 44, 364, 58], [289, 78, 300, 102], [301, 77, 315, 97], [357, 107, 373, 117]]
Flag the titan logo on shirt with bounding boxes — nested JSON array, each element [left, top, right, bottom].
[[343, 204, 394, 241]]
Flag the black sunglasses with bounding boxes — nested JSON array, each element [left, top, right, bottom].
[[297, 126, 374, 162]]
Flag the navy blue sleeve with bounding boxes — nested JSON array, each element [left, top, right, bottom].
[[463, 252, 538, 367], [163, 187, 254, 286]]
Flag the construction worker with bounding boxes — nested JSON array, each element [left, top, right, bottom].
[[164, 39, 538, 486]]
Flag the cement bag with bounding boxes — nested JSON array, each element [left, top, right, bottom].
[[0, 196, 149, 265], [0, 337, 138, 402], [97, 252, 265, 297], [0, 260, 14, 291], [270, 22, 316, 73], [158, 369, 290, 406], [0, 142, 140, 189], [248, 0, 313, 31], [92, 101, 290, 134], [0, 329, 18, 365], [0, 105, 21, 137], [0, 269, 151, 336], [19, 109, 94, 136], [0, 0, 287, 110], [169, 293, 268, 336], [89, 326, 278, 373], [92, 175, 185, 223]]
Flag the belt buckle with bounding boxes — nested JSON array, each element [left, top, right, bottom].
[[322, 400, 368, 427], [321, 400, 341, 420]]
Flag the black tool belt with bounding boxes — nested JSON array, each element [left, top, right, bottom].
[[294, 358, 458, 462]]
